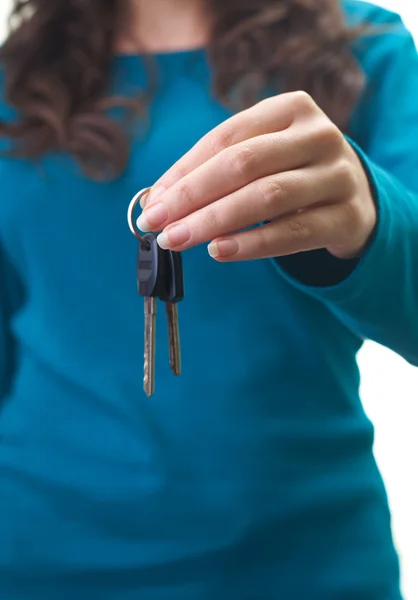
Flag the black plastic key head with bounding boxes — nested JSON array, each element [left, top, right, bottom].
[[136, 233, 168, 298], [165, 250, 184, 303], [157, 250, 184, 303]]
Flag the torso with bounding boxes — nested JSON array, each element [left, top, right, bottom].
[[0, 13, 402, 600]]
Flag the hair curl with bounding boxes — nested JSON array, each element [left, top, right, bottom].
[[0, 0, 366, 180]]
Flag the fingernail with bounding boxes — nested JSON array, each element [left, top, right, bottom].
[[208, 239, 239, 259], [136, 202, 168, 232], [141, 185, 165, 209], [157, 224, 190, 250]]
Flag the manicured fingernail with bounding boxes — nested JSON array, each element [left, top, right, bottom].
[[136, 202, 167, 232], [141, 185, 165, 208], [157, 224, 190, 249], [208, 239, 239, 259]]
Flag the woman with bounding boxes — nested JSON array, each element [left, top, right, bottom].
[[0, 0, 417, 598]]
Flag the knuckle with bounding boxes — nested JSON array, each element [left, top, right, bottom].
[[292, 90, 315, 114], [253, 226, 270, 256], [175, 181, 195, 211], [314, 121, 343, 153], [172, 163, 189, 180], [164, 162, 189, 188], [335, 159, 357, 194], [286, 218, 313, 242], [226, 143, 257, 177], [255, 177, 287, 210], [209, 126, 237, 156]]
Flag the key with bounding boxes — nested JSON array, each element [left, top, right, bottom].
[[135, 229, 184, 395], [164, 250, 184, 377], [129, 187, 185, 396], [137, 233, 167, 397]]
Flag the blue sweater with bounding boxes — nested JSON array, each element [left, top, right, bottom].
[[1, 2, 417, 599]]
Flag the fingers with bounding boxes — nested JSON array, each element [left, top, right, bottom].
[[145, 92, 319, 205], [132, 91, 351, 261], [136, 114, 344, 234], [154, 164, 349, 251], [207, 203, 353, 262], [136, 129, 318, 233]]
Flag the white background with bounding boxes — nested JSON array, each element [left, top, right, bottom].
[[0, 1, 417, 598]]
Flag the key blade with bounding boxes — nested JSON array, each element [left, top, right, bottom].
[[144, 297, 157, 397], [166, 302, 181, 377]]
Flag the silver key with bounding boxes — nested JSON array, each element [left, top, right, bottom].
[[128, 187, 184, 397], [166, 302, 181, 376], [144, 296, 157, 397]]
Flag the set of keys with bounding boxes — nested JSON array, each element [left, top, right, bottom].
[[128, 187, 184, 397]]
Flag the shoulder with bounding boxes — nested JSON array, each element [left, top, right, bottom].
[[342, 1, 417, 79], [343, 3, 418, 154], [342, 0, 407, 27]]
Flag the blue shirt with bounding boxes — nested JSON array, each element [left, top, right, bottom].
[[1, 2, 418, 599]]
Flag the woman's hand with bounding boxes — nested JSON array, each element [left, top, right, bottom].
[[136, 91, 377, 262]]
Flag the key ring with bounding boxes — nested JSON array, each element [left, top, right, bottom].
[[127, 187, 151, 242]]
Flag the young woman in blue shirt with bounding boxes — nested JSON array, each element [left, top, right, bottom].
[[0, 1, 417, 598]]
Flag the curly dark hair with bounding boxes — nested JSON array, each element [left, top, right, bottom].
[[0, 0, 365, 180]]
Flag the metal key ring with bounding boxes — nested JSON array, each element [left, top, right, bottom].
[[127, 187, 151, 242]]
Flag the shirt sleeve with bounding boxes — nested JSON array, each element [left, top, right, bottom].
[[275, 14, 418, 366]]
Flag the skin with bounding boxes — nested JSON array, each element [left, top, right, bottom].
[[120, 0, 210, 54], [129, 1, 377, 262]]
